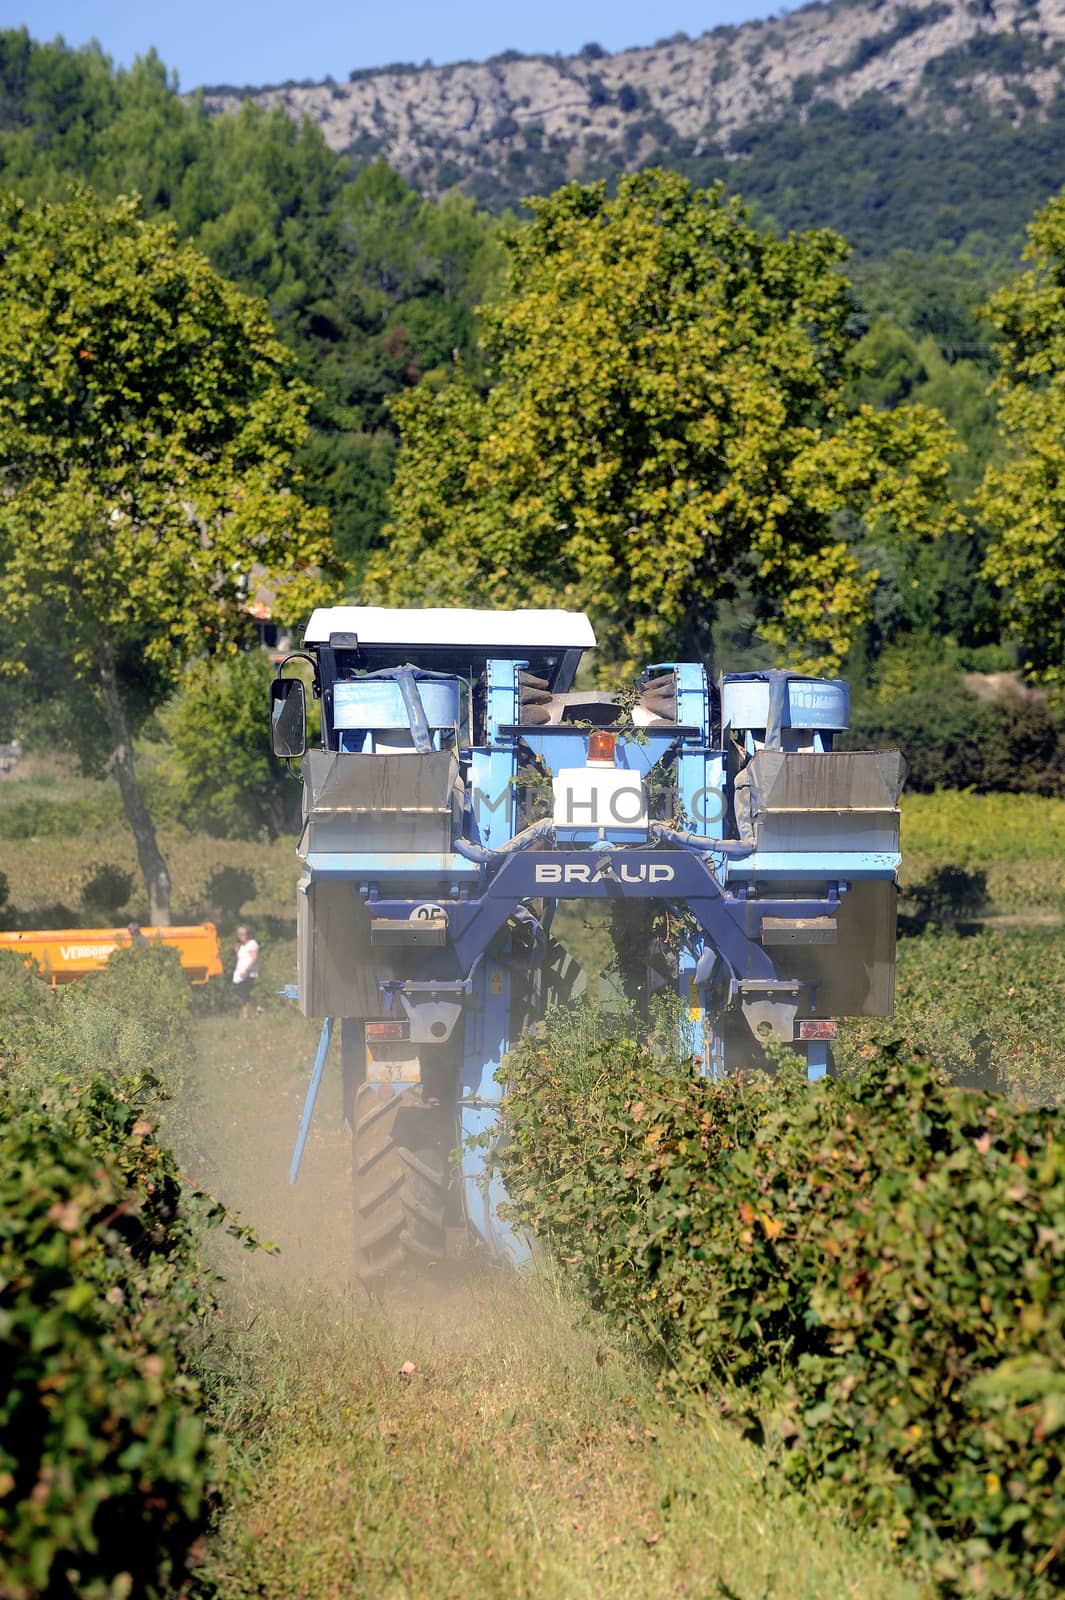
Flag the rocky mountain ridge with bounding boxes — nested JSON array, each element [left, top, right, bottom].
[[202, 0, 1065, 203]]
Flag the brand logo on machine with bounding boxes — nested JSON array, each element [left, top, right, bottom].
[[533, 862, 676, 886]]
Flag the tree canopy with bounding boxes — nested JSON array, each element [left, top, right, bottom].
[[0, 187, 329, 660], [0, 187, 333, 915], [159, 652, 300, 840], [369, 171, 960, 673], [977, 190, 1065, 689], [0, 31, 504, 572], [0, 29, 1017, 662]]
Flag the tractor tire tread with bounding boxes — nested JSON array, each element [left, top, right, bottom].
[[403, 1148, 446, 1185], [353, 1083, 447, 1284]]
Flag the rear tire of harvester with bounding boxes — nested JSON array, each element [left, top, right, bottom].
[[352, 1081, 447, 1285]]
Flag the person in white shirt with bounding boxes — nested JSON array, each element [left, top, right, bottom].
[[233, 925, 260, 1020]]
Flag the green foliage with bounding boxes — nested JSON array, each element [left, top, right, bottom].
[[977, 189, 1065, 687], [844, 281, 998, 501], [0, 1074, 217, 1599], [0, 33, 503, 573], [371, 170, 959, 674], [502, 1029, 1065, 1595], [674, 91, 1065, 260], [5, 944, 193, 1099], [0, 802, 299, 932], [0, 181, 336, 914], [904, 864, 988, 926], [839, 928, 1065, 1102], [94, 945, 193, 1076], [0, 186, 332, 670], [204, 865, 259, 924], [0, 615, 173, 777], [845, 687, 1065, 794], [8, 28, 1064, 684], [901, 789, 1065, 918], [269, 160, 503, 569], [0, 791, 122, 841], [0, 949, 49, 1055], [0, 939, 230, 1599], [159, 651, 299, 839]]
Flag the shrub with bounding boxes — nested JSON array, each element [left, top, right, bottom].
[[0, 1072, 219, 1598], [12, 945, 193, 1094], [845, 687, 1065, 794], [0, 950, 50, 1057], [838, 927, 1065, 1103], [0, 792, 121, 840], [80, 860, 134, 918], [0, 934, 259, 1596], [905, 863, 988, 925], [158, 652, 300, 840], [900, 790, 1065, 917], [205, 864, 259, 925], [501, 1025, 1065, 1595]]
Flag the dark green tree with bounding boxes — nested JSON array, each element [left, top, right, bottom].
[[0, 189, 332, 919]]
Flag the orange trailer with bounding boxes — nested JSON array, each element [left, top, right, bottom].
[[0, 924, 224, 987]]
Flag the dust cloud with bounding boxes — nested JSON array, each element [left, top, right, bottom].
[[178, 1005, 514, 1334]]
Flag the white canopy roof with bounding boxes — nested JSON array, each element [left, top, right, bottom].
[[303, 606, 596, 651]]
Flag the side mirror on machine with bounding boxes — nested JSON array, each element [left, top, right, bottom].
[[270, 676, 307, 759]]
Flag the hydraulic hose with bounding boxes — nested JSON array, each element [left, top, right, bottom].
[[648, 822, 755, 859], [452, 816, 555, 865], [455, 818, 754, 863]]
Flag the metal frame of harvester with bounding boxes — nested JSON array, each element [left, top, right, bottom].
[[273, 606, 903, 1278]]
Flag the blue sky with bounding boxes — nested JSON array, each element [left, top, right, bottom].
[[8, 2, 796, 90]]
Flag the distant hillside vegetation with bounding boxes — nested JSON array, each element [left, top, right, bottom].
[[202, 0, 1065, 251]]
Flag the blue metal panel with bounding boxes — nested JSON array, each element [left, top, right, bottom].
[[676, 663, 718, 829], [674, 662, 711, 737], [303, 851, 482, 880], [370, 850, 842, 991], [617, 731, 683, 776], [643, 663, 725, 835], [470, 658, 523, 845], [460, 957, 531, 1267], [516, 730, 585, 777], [805, 1041, 830, 1083], [724, 850, 900, 881]]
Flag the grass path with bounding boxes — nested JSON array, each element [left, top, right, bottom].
[[200, 1276, 918, 1600], [181, 1010, 916, 1600]]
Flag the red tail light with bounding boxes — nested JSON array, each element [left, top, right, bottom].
[[798, 1020, 838, 1040], [365, 1020, 410, 1042]]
